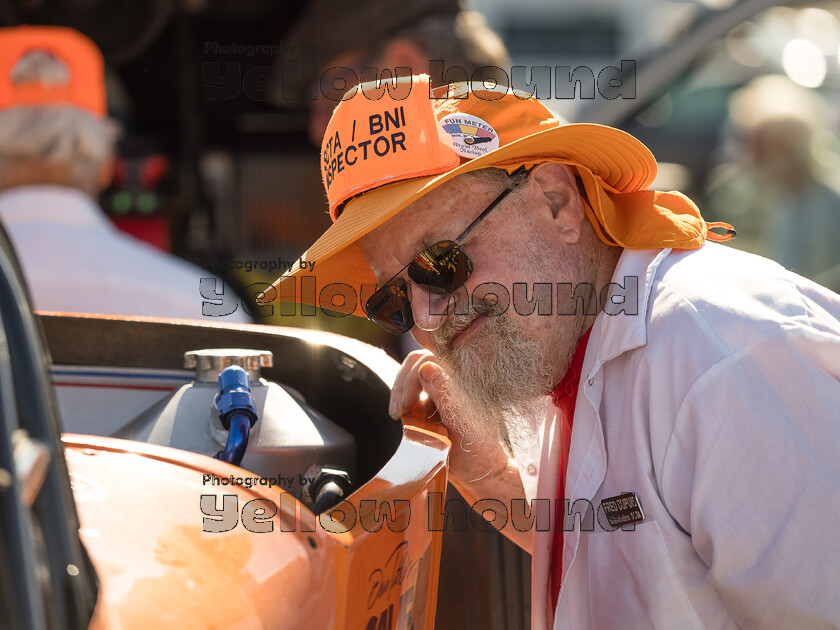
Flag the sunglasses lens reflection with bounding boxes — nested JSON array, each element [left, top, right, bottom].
[[365, 280, 414, 334], [407, 241, 473, 295], [366, 242, 474, 334]]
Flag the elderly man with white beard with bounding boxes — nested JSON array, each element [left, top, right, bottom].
[[261, 74, 840, 629]]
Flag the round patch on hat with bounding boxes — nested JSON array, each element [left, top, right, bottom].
[[439, 113, 499, 159]]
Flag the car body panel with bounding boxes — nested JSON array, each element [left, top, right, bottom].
[[67, 416, 449, 629]]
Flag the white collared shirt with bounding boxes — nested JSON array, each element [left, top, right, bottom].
[[529, 243, 840, 629], [0, 185, 250, 322]]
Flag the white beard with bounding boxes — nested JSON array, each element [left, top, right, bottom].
[[432, 304, 555, 456], [429, 207, 598, 462]]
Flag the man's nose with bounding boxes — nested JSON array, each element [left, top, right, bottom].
[[410, 286, 466, 332]]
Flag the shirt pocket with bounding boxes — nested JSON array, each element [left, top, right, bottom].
[[586, 520, 705, 630]]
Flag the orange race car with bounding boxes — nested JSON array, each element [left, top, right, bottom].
[[0, 227, 457, 630]]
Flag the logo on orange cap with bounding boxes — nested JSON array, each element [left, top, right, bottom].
[[0, 26, 106, 117], [439, 113, 499, 158]]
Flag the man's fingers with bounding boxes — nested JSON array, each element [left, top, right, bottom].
[[389, 350, 434, 419], [418, 361, 444, 403], [393, 367, 424, 418]]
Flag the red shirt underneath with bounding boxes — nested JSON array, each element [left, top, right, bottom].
[[548, 327, 592, 612]]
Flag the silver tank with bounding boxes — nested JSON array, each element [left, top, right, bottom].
[[115, 348, 355, 501]]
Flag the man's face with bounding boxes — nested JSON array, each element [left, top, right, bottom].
[[358, 170, 592, 445]]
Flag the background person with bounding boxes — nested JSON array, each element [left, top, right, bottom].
[[275, 0, 510, 145], [705, 75, 840, 288], [0, 26, 250, 322]]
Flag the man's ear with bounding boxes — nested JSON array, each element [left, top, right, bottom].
[[379, 38, 427, 77], [530, 162, 586, 243]]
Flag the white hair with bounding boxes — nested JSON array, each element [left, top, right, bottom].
[[460, 167, 532, 210], [0, 50, 117, 190]]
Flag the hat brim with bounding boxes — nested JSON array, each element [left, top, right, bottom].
[[257, 122, 656, 315]]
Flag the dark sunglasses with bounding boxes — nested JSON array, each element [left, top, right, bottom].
[[364, 166, 529, 334]]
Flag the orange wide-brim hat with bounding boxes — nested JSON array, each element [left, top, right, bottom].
[[259, 74, 732, 316], [0, 25, 106, 116]]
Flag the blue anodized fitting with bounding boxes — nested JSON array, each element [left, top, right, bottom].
[[214, 365, 259, 466]]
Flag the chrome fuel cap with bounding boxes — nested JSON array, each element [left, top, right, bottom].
[[183, 349, 273, 383]]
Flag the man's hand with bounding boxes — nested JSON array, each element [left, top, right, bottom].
[[389, 349, 439, 419], [390, 349, 533, 553]]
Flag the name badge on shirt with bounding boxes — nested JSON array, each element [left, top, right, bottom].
[[600, 492, 645, 528]]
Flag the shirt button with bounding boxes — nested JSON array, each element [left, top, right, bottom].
[[527, 464, 537, 475]]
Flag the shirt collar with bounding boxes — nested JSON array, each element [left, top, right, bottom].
[[587, 247, 673, 377]]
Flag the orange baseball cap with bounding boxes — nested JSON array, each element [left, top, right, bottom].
[[0, 26, 106, 116], [259, 74, 733, 315]]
